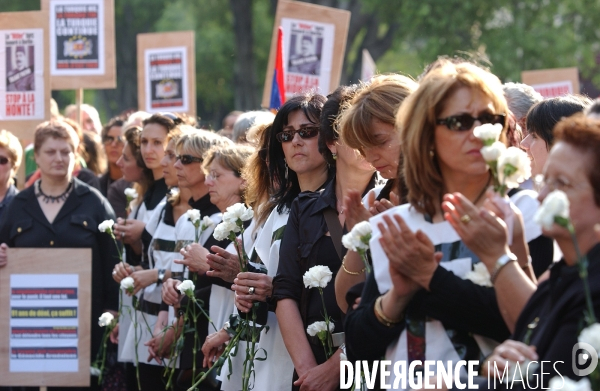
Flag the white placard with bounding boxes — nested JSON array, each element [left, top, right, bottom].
[[280, 17, 334, 99], [144, 46, 188, 113], [531, 80, 573, 99], [0, 29, 45, 120], [9, 274, 79, 373], [49, 0, 105, 76]]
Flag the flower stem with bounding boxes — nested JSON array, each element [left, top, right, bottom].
[[318, 287, 333, 358], [568, 224, 597, 324]]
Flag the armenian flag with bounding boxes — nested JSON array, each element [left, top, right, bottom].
[[269, 26, 286, 110]]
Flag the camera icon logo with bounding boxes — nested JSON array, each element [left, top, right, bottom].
[[572, 342, 599, 376]]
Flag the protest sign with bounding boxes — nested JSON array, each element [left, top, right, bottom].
[[521, 67, 579, 98]]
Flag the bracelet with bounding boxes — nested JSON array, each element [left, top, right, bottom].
[[491, 253, 517, 284], [342, 258, 366, 275], [374, 296, 402, 327]]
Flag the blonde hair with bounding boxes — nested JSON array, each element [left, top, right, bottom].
[[176, 130, 231, 158], [399, 61, 508, 217], [0, 129, 23, 178], [339, 74, 418, 154]]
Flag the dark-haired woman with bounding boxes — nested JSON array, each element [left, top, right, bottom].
[[272, 86, 380, 391]]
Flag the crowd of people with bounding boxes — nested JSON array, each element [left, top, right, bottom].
[[1, 56, 600, 391]]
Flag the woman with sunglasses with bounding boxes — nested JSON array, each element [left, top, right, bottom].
[[269, 86, 380, 391], [334, 74, 418, 313], [345, 61, 546, 388], [156, 132, 238, 390]]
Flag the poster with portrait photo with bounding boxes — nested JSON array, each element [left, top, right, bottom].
[[280, 18, 334, 100], [49, 0, 104, 75], [0, 29, 45, 120], [144, 46, 188, 113]]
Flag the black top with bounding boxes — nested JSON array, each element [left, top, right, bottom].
[[0, 184, 18, 220], [273, 174, 379, 369], [76, 167, 101, 191], [0, 179, 120, 359], [460, 243, 600, 390]]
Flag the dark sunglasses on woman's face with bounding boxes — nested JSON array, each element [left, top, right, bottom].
[[103, 135, 124, 144], [436, 113, 506, 131], [276, 126, 320, 143], [0, 156, 9, 165], [176, 154, 203, 165]]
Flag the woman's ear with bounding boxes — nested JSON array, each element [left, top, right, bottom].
[[326, 141, 337, 156]]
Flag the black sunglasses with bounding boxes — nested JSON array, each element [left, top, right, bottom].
[[103, 135, 124, 144], [176, 154, 203, 165], [436, 113, 506, 131], [0, 156, 9, 165], [276, 126, 320, 143]]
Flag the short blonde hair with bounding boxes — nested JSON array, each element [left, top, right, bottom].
[[204, 144, 255, 178], [0, 129, 23, 173], [339, 74, 418, 154], [176, 130, 231, 158], [399, 61, 508, 216]]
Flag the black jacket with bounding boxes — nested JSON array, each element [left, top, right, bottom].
[[0, 178, 120, 358]]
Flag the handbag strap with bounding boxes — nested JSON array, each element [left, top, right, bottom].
[[323, 208, 343, 261]]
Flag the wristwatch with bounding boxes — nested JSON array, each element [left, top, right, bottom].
[[491, 253, 517, 284], [157, 268, 166, 284]]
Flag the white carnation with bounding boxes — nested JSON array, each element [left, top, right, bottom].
[[177, 279, 195, 294], [473, 123, 503, 143], [353, 221, 372, 238], [340, 352, 347, 361], [303, 265, 333, 289], [98, 219, 114, 234], [306, 321, 334, 336], [481, 141, 506, 162], [464, 262, 492, 287], [90, 366, 101, 376], [578, 323, 600, 353], [342, 232, 365, 252], [201, 216, 215, 229], [497, 146, 531, 189], [548, 376, 591, 391], [223, 203, 254, 223], [187, 209, 201, 224], [213, 221, 239, 241], [98, 312, 114, 327], [120, 276, 134, 291], [124, 187, 139, 199], [534, 190, 570, 230]]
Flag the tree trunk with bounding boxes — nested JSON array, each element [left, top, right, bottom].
[[230, 0, 259, 110]]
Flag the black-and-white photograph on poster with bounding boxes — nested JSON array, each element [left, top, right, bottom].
[[0, 29, 45, 120], [144, 46, 188, 113], [49, 0, 104, 75], [288, 32, 322, 76], [281, 18, 334, 100]]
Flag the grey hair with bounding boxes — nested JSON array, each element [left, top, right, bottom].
[[177, 129, 232, 158], [502, 82, 543, 122], [232, 111, 275, 144]]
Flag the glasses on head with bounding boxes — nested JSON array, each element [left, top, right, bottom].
[[436, 113, 507, 131], [103, 135, 124, 145], [276, 126, 320, 143], [0, 156, 9, 165], [176, 154, 203, 165]]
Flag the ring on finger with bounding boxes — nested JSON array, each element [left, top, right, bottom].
[[248, 286, 255, 295], [460, 214, 472, 224], [112, 270, 117, 276]]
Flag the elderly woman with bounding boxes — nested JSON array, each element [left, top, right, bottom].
[[442, 115, 600, 389], [345, 61, 548, 388], [335, 74, 418, 311], [0, 129, 23, 222], [0, 121, 119, 390]]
